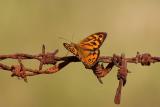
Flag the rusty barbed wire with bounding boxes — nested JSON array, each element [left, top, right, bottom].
[[0, 45, 160, 104]]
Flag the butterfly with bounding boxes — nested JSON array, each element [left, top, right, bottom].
[[63, 32, 107, 68]]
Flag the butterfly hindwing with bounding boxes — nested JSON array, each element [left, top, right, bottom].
[[63, 43, 78, 56], [81, 49, 100, 68]]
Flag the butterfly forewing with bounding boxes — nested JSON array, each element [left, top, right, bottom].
[[79, 32, 107, 50]]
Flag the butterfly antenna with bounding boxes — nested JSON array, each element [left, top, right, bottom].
[[58, 37, 70, 42], [71, 32, 75, 42], [58, 33, 74, 56], [58, 37, 71, 56]]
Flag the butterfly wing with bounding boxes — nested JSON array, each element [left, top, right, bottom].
[[80, 49, 100, 68], [63, 43, 78, 56], [79, 32, 107, 50]]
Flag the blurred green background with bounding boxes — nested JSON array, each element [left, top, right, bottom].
[[0, 0, 160, 107]]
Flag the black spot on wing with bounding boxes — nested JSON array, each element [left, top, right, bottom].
[[88, 58, 92, 63], [70, 47, 75, 53], [99, 34, 103, 38], [91, 41, 97, 45]]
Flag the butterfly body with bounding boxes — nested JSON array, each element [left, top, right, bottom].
[[63, 32, 107, 68]]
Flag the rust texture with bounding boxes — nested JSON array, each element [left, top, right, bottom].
[[0, 45, 160, 104]]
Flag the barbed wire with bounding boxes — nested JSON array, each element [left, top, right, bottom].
[[0, 44, 159, 104]]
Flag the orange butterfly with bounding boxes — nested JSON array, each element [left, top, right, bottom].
[[63, 32, 107, 68]]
